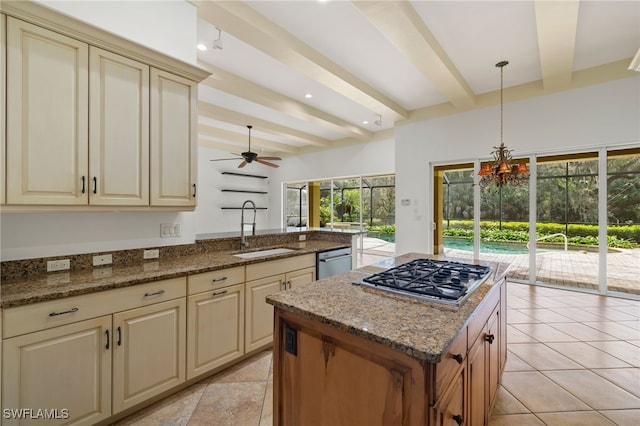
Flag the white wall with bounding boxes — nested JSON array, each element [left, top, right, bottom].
[[265, 135, 396, 228], [197, 146, 274, 235], [394, 77, 640, 256], [35, 0, 197, 64]]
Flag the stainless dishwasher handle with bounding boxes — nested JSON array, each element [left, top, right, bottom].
[[319, 254, 351, 262]]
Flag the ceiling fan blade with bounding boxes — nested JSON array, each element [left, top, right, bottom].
[[210, 153, 242, 161], [256, 158, 280, 168], [238, 160, 248, 168], [258, 156, 281, 161]]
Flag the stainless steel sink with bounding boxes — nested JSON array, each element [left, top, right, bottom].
[[232, 248, 296, 259]]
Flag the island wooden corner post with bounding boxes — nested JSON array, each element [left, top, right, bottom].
[[271, 278, 506, 426]]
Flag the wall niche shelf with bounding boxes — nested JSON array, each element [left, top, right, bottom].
[[221, 189, 267, 194], [221, 172, 267, 179]]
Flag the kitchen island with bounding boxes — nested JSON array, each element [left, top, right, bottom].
[[267, 253, 511, 426]]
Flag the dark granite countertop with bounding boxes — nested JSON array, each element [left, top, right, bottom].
[[0, 240, 349, 309], [266, 252, 512, 363]]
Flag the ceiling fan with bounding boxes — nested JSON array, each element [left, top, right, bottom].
[[210, 125, 281, 168]]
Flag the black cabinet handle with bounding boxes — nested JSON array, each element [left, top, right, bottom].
[[485, 334, 495, 344], [93, 177, 97, 194], [453, 414, 463, 425], [453, 353, 463, 364], [212, 277, 228, 283], [105, 329, 110, 350], [49, 307, 79, 317], [81, 176, 85, 194], [117, 326, 122, 346], [192, 184, 196, 198], [212, 290, 228, 296], [144, 290, 165, 297]]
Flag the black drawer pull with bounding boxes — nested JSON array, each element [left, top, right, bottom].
[[453, 353, 463, 364], [453, 414, 463, 425], [212, 276, 228, 283], [105, 329, 110, 350], [144, 290, 165, 297], [93, 176, 97, 194], [81, 176, 86, 194], [212, 290, 228, 296], [117, 326, 122, 346], [485, 334, 495, 344], [192, 184, 197, 198], [49, 307, 79, 317]]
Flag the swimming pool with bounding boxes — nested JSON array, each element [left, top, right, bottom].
[[443, 238, 529, 254]]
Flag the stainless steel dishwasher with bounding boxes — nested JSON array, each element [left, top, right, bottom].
[[317, 247, 352, 279]]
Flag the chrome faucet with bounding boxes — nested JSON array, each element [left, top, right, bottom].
[[240, 200, 257, 250]]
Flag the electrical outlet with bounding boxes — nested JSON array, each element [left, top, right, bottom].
[[47, 259, 70, 272], [93, 254, 112, 267], [299, 234, 306, 241], [144, 249, 159, 259]]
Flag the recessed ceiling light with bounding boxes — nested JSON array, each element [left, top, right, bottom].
[[304, 93, 313, 98], [197, 43, 207, 51], [363, 120, 369, 124]]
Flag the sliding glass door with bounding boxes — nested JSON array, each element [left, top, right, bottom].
[[434, 147, 639, 297]]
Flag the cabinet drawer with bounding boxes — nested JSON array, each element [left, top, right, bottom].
[[434, 327, 467, 404], [246, 253, 315, 281], [3, 277, 186, 338], [187, 266, 245, 295]]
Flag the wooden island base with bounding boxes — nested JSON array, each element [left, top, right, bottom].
[[271, 277, 506, 426]]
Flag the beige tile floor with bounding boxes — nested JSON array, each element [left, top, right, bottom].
[[114, 281, 640, 426]]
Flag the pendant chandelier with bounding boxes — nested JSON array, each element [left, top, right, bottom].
[[478, 61, 528, 188]]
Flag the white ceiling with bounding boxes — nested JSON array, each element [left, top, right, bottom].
[[194, 0, 640, 159]]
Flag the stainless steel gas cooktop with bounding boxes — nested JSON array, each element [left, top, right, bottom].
[[354, 259, 491, 306]]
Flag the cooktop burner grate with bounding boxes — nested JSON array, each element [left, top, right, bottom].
[[357, 259, 491, 305]]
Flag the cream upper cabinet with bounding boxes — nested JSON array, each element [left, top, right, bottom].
[[150, 69, 197, 207], [2, 315, 112, 426], [6, 17, 89, 205], [89, 47, 149, 206]]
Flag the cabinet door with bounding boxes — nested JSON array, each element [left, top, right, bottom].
[[112, 298, 186, 414], [89, 47, 149, 206], [6, 17, 89, 205], [150, 68, 197, 207], [286, 266, 316, 290], [2, 316, 112, 426], [432, 366, 466, 426], [245, 275, 284, 352], [187, 284, 245, 379], [486, 309, 500, 414], [467, 335, 485, 426]]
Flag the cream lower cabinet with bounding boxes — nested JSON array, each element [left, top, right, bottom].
[[186, 266, 246, 380], [2, 278, 186, 425], [2, 316, 112, 426], [245, 254, 316, 352], [112, 298, 186, 414]]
